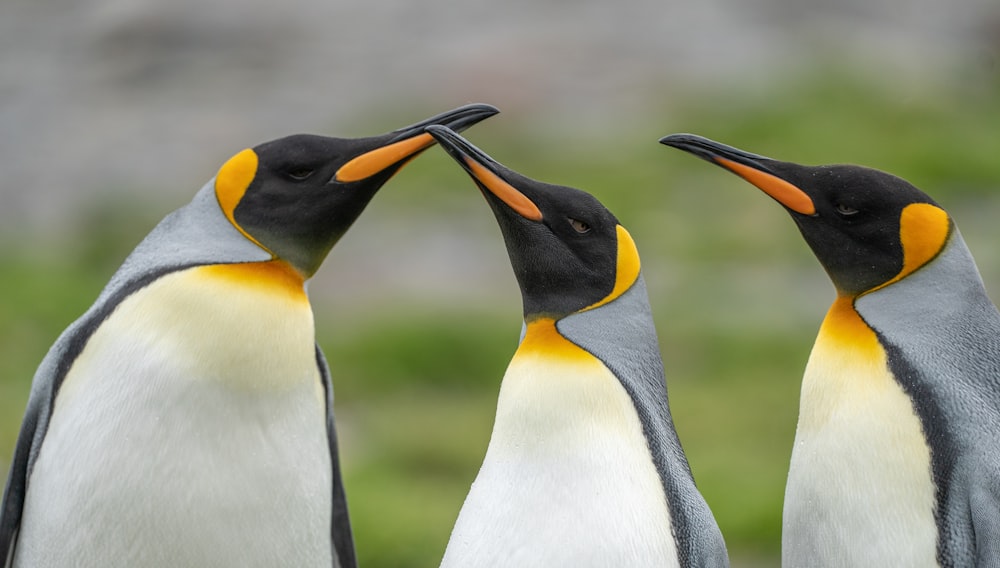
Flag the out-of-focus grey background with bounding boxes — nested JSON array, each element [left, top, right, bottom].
[[4, 0, 997, 228], [2, 1, 999, 565]]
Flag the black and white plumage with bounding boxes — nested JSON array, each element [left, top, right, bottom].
[[430, 125, 729, 568], [0, 104, 498, 568], [662, 133, 1000, 567]]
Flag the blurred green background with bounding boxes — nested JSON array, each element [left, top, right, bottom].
[[3, 1, 1000, 566], [5, 73, 1000, 566]]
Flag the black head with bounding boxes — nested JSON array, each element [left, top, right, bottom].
[[427, 125, 641, 319], [660, 133, 953, 297], [213, 103, 499, 277]]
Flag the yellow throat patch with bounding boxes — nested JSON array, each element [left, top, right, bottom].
[[197, 260, 308, 303], [516, 318, 593, 363]]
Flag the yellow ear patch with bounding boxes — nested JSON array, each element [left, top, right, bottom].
[[215, 148, 267, 251], [873, 203, 950, 292], [464, 157, 544, 221], [335, 133, 435, 183], [717, 157, 816, 215], [583, 225, 641, 311], [895, 203, 950, 284]]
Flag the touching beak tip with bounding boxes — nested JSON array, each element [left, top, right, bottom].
[[334, 104, 499, 184]]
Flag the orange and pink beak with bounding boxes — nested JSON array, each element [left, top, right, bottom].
[[659, 133, 816, 216]]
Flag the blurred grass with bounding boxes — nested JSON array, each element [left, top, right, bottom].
[[2, 69, 1000, 567]]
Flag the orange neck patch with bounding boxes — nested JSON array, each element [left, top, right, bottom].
[[215, 148, 268, 251], [717, 157, 816, 215], [817, 296, 881, 355], [198, 260, 307, 302], [335, 133, 434, 183], [583, 225, 641, 312], [515, 318, 593, 362]]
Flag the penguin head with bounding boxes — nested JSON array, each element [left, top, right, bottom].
[[660, 134, 952, 297], [427, 125, 641, 320], [213, 103, 498, 277]]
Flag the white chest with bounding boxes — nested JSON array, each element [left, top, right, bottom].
[[783, 301, 938, 567], [441, 337, 678, 568], [16, 264, 333, 567]]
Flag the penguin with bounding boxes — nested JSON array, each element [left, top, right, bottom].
[[425, 125, 729, 568], [660, 133, 1000, 567], [0, 103, 499, 568]]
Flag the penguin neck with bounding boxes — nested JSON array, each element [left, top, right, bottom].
[[488, 314, 665, 486], [554, 277, 723, 554], [497, 317, 625, 434], [817, 296, 880, 353], [198, 259, 308, 301], [555, 277, 675, 434], [444, 311, 681, 566], [784, 292, 938, 566], [856, 229, 992, 333], [99, 181, 274, 310], [515, 317, 592, 361], [797, 295, 889, 434]]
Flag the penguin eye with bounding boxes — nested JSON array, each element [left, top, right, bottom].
[[286, 168, 315, 181], [568, 218, 591, 234], [835, 203, 859, 216]]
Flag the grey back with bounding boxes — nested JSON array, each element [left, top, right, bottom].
[[857, 228, 1000, 566], [559, 275, 730, 568]]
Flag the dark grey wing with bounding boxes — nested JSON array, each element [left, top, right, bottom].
[[0, 182, 288, 567], [1, 263, 195, 568], [0, 382, 46, 568], [970, 464, 1000, 568], [559, 277, 730, 567], [1, 182, 283, 567], [315, 345, 357, 568]]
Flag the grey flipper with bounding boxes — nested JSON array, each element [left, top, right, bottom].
[[970, 467, 1000, 568], [856, 229, 1000, 566], [559, 276, 729, 568], [315, 346, 357, 568], [0, 181, 270, 564]]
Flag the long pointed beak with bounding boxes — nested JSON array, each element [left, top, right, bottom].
[[660, 133, 816, 216], [424, 125, 543, 221], [334, 103, 499, 183]]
